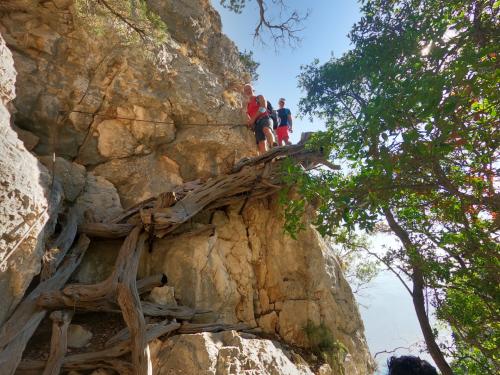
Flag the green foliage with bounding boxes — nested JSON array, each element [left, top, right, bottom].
[[303, 321, 348, 374], [219, 0, 247, 14], [287, 0, 500, 373], [75, 0, 167, 50], [239, 50, 260, 82], [328, 229, 380, 293]]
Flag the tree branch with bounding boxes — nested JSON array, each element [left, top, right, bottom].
[[253, 0, 308, 46]]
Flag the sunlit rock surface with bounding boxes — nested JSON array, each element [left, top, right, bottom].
[[0, 32, 60, 326]]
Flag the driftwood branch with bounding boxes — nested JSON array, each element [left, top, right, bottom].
[[105, 319, 179, 348], [137, 273, 168, 294], [88, 144, 334, 241], [141, 303, 210, 319], [17, 322, 181, 373], [42, 310, 73, 375], [78, 222, 135, 238], [0, 235, 90, 375], [116, 233, 150, 374], [38, 226, 142, 309], [178, 322, 250, 334], [41, 205, 80, 280]]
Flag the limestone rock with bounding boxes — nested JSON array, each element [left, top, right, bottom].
[[318, 364, 334, 375], [75, 173, 122, 223], [71, 239, 122, 283], [0, 32, 15, 103], [0, 32, 62, 326], [149, 285, 177, 306], [258, 311, 278, 334], [96, 119, 138, 158], [12, 125, 39, 151], [93, 153, 183, 208], [278, 300, 321, 346], [164, 125, 255, 181], [1, 0, 255, 207], [141, 198, 375, 374], [39, 156, 86, 202], [153, 330, 314, 375], [67, 324, 93, 348]]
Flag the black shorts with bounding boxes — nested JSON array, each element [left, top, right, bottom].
[[254, 116, 271, 143]]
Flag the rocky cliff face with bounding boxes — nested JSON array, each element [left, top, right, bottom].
[[0, 0, 374, 373], [0, 31, 60, 327]]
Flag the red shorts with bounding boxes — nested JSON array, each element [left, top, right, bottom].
[[277, 126, 289, 143]]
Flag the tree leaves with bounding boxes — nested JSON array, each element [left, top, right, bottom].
[[286, 0, 499, 372]]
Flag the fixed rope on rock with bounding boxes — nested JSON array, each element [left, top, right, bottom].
[[58, 110, 247, 128]]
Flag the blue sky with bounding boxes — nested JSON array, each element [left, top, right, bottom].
[[212, 1, 442, 373], [213, 0, 360, 143]]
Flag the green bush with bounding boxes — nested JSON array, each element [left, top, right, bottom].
[[303, 320, 348, 374]]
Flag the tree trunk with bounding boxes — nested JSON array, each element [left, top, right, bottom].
[[383, 208, 454, 375]]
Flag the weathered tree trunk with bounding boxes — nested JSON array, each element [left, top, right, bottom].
[[383, 208, 454, 375], [17, 321, 181, 373], [0, 235, 90, 375], [116, 232, 150, 374], [40, 205, 80, 280], [42, 310, 73, 375]]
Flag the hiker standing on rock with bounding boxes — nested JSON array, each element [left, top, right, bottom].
[[276, 98, 293, 146], [243, 83, 275, 154]]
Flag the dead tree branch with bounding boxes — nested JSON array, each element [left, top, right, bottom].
[[0, 235, 90, 375], [42, 310, 73, 375], [254, 0, 309, 46]]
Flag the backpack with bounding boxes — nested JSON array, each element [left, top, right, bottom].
[[267, 100, 278, 130]]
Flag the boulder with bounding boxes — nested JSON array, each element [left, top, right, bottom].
[[74, 173, 123, 223], [39, 156, 86, 202], [153, 330, 314, 375], [0, 32, 62, 326], [149, 285, 177, 306], [67, 324, 93, 348]]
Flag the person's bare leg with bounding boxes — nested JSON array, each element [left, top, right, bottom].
[[263, 127, 274, 149], [258, 140, 267, 154]]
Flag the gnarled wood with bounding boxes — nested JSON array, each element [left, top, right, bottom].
[[0, 235, 90, 375], [18, 358, 134, 375], [17, 322, 181, 373], [139, 144, 330, 238], [104, 144, 330, 241], [37, 297, 209, 321], [105, 319, 179, 348], [178, 322, 250, 334], [78, 222, 135, 238], [42, 310, 73, 375], [137, 273, 168, 294], [116, 233, 149, 375], [141, 302, 210, 319], [38, 226, 142, 308], [41, 206, 80, 280]]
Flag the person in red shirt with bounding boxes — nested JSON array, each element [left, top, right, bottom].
[[243, 84, 275, 154]]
